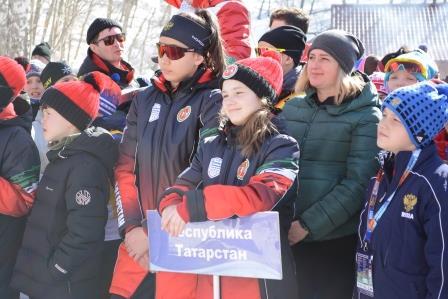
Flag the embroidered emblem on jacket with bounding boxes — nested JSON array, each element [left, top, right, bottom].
[[401, 193, 417, 219], [76, 190, 91, 206], [208, 157, 222, 178], [222, 64, 238, 79], [237, 159, 250, 180], [177, 106, 191, 122], [149, 103, 161, 122]]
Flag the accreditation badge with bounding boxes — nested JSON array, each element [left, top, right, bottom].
[[356, 251, 374, 297]]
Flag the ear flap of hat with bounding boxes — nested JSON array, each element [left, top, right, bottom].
[[0, 86, 14, 109]]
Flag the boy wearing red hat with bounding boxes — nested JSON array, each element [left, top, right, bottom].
[[0, 56, 40, 299], [11, 72, 118, 299]]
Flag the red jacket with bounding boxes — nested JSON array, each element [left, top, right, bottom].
[[434, 129, 448, 161], [165, 0, 251, 62]]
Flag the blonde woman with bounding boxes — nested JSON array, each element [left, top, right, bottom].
[[281, 30, 381, 299]]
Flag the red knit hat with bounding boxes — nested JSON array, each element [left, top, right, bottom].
[[40, 71, 107, 130], [221, 51, 283, 106], [0, 56, 27, 109]]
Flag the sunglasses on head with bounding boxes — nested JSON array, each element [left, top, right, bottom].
[[156, 43, 196, 60], [97, 33, 126, 46]]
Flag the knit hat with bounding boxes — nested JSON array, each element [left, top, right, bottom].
[[41, 62, 75, 89], [382, 81, 448, 148], [31, 42, 51, 62], [310, 30, 365, 74], [384, 49, 438, 83], [258, 25, 307, 66], [26, 59, 45, 79], [40, 71, 108, 130], [221, 51, 283, 107], [87, 18, 122, 44], [0, 56, 27, 109], [369, 71, 387, 96]]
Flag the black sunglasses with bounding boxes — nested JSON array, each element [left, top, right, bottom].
[[97, 33, 126, 46]]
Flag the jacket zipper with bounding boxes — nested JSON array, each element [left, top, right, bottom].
[[222, 145, 236, 184], [300, 105, 320, 151], [153, 100, 173, 207]]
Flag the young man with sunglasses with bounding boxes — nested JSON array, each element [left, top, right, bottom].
[[258, 25, 307, 110], [78, 18, 136, 89]]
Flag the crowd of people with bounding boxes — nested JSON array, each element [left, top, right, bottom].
[[0, 1, 447, 299]]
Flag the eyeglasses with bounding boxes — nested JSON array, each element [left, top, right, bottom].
[[387, 61, 423, 74], [156, 43, 195, 60], [96, 33, 126, 46]]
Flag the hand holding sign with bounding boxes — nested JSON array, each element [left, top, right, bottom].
[[161, 204, 186, 237]]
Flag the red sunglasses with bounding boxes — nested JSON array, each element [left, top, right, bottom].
[[156, 43, 195, 60], [97, 33, 126, 46]]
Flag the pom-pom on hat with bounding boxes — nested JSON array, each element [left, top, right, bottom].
[[0, 56, 27, 109], [40, 71, 108, 130], [221, 50, 283, 107], [382, 81, 448, 148]]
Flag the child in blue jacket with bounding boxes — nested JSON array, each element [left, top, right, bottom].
[[356, 81, 448, 299]]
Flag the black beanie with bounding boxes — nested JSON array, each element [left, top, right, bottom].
[[41, 62, 74, 89], [31, 42, 51, 62], [259, 25, 307, 66], [310, 30, 364, 74], [87, 18, 122, 44]]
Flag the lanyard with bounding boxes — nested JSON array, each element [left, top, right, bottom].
[[362, 149, 421, 249]]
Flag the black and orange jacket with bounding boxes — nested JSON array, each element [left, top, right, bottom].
[[0, 103, 39, 295], [158, 125, 300, 299], [115, 66, 222, 236], [78, 49, 136, 89]]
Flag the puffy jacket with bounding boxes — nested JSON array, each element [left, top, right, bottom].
[[0, 103, 40, 297], [356, 145, 448, 299], [11, 127, 118, 299], [111, 66, 222, 298], [282, 74, 381, 241], [158, 124, 300, 299], [165, 0, 251, 62], [275, 65, 302, 110]]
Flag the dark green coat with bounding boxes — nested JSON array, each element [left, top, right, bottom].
[[282, 80, 381, 241]]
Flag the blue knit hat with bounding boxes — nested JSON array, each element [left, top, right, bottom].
[[382, 82, 448, 148]]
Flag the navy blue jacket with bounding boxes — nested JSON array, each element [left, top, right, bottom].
[[356, 144, 448, 299]]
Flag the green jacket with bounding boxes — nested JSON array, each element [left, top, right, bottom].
[[282, 79, 381, 241]]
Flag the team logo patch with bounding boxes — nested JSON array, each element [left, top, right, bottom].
[[208, 157, 222, 178], [401, 193, 417, 219], [222, 64, 238, 79], [237, 159, 250, 180], [163, 21, 174, 31], [177, 106, 191, 122], [149, 103, 161, 122], [76, 190, 91, 206], [391, 98, 401, 107]]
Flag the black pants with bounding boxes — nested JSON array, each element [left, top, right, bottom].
[[110, 272, 155, 299], [99, 239, 121, 299], [292, 234, 357, 299]]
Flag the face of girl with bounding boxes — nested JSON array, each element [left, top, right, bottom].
[[307, 49, 340, 91], [387, 70, 418, 92], [377, 108, 416, 153], [42, 106, 79, 142], [158, 36, 204, 88], [25, 76, 44, 99], [221, 79, 262, 126]]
